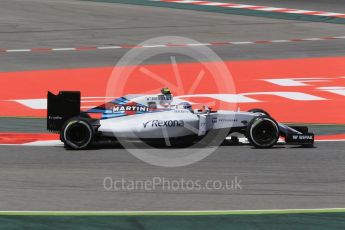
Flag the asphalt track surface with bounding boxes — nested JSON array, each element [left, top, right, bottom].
[[1, 0, 345, 71], [0, 0, 344, 211], [0, 142, 344, 211]]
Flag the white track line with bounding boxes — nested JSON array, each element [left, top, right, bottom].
[[0, 137, 343, 147], [0, 36, 344, 54], [0, 208, 344, 214]]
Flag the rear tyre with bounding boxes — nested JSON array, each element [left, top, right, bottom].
[[246, 116, 279, 148], [248, 108, 270, 117], [61, 117, 94, 150]]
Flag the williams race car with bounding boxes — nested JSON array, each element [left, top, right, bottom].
[[47, 88, 314, 149]]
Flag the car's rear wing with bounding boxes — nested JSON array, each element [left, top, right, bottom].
[[47, 91, 80, 132]]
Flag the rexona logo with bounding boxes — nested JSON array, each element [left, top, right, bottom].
[[143, 120, 184, 128], [112, 105, 149, 113]]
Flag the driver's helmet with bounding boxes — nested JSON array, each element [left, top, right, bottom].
[[177, 102, 192, 111], [158, 87, 173, 104], [161, 87, 171, 95]]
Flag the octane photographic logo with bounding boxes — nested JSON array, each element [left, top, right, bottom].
[[106, 36, 236, 167]]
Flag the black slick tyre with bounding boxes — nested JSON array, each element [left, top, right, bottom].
[[61, 117, 94, 150], [246, 116, 279, 148]]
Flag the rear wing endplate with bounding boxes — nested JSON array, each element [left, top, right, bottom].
[[47, 91, 80, 132]]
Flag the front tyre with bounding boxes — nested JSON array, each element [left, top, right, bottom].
[[246, 116, 279, 148], [61, 117, 94, 150]]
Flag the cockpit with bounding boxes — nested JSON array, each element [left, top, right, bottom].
[[145, 87, 173, 109]]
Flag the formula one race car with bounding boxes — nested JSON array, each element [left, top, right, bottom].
[[47, 88, 314, 150]]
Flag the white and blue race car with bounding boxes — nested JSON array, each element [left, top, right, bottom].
[[47, 88, 314, 150]]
